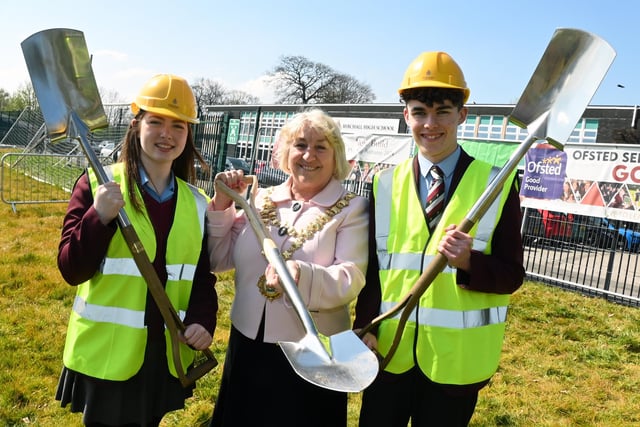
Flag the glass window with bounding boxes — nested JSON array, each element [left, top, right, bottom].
[[489, 116, 503, 139], [567, 118, 599, 143], [504, 126, 518, 141], [505, 122, 528, 142], [458, 114, 477, 139], [585, 119, 598, 130], [457, 114, 536, 142], [477, 116, 491, 139]]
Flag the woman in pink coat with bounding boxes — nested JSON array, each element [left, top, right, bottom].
[[207, 108, 368, 427]]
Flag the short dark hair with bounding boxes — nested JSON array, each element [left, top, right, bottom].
[[399, 87, 465, 109]]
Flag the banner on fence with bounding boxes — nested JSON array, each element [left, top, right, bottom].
[[520, 142, 640, 223], [343, 133, 414, 166]]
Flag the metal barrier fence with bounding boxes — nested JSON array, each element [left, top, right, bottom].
[[1, 152, 374, 208], [1, 152, 88, 212], [521, 208, 640, 307], [0, 106, 131, 157], [3, 151, 639, 308]]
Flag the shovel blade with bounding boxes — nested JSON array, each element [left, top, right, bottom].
[[510, 28, 615, 145], [21, 28, 108, 141], [279, 330, 379, 393]]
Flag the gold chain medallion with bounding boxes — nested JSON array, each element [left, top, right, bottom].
[[256, 189, 356, 301]]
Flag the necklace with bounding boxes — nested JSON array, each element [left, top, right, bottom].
[[256, 188, 356, 301]]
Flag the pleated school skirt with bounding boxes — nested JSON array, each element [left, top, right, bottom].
[[56, 340, 194, 426]]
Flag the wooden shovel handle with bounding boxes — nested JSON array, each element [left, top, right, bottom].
[[118, 220, 218, 387]]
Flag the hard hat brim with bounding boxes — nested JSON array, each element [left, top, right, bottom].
[[398, 82, 471, 104], [131, 102, 199, 124]]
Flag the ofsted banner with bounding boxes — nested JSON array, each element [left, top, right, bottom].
[[520, 142, 640, 223]]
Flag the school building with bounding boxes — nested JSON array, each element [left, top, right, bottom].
[[199, 103, 640, 173]]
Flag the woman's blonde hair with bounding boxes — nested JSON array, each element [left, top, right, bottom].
[[273, 108, 350, 180]]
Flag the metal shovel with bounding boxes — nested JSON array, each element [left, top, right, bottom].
[[21, 28, 217, 387], [216, 177, 379, 392], [358, 28, 616, 369]]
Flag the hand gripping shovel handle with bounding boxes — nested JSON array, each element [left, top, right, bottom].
[[357, 168, 522, 369], [21, 28, 217, 387], [358, 27, 616, 370], [217, 177, 380, 392], [215, 176, 319, 335], [73, 116, 217, 388], [359, 132, 538, 369]]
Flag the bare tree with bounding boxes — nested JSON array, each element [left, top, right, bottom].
[[268, 56, 336, 104], [223, 90, 259, 105], [192, 78, 258, 112], [267, 55, 375, 104], [192, 78, 228, 111], [99, 87, 126, 104], [317, 73, 376, 104]]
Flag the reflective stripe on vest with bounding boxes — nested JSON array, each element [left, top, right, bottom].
[[380, 300, 508, 329], [73, 295, 145, 328], [100, 257, 197, 282], [72, 295, 187, 329], [373, 158, 514, 384], [63, 163, 209, 381]]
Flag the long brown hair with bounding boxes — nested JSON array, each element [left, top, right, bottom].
[[117, 110, 208, 213]]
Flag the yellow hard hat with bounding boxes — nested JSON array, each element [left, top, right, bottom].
[[131, 74, 199, 124], [398, 51, 470, 103]]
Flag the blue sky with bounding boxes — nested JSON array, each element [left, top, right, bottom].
[[1, 0, 637, 106]]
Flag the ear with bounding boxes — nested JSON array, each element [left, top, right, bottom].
[[457, 106, 468, 125], [403, 106, 409, 124]]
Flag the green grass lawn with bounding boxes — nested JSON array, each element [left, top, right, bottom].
[[1, 167, 639, 426]]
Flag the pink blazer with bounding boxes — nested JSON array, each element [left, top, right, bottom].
[[207, 177, 368, 343]]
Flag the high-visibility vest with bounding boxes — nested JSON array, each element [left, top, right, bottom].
[[374, 158, 514, 385], [63, 163, 209, 380]]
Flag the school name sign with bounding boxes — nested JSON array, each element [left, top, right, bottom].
[[520, 142, 640, 223]]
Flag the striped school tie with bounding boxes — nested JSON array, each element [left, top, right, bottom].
[[425, 166, 445, 231]]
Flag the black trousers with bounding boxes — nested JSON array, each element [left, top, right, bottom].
[[359, 366, 478, 427]]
